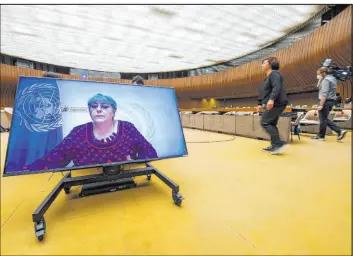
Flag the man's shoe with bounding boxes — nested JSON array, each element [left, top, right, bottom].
[[337, 130, 347, 141], [270, 143, 288, 155], [262, 145, 274, 152], [312, 136, 325, 141]]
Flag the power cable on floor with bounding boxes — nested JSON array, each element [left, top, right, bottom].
[[186, 136, 236, 144]]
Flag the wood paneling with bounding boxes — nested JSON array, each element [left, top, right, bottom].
[[178, 92, 323, 109], [0, 6, 351, 107]]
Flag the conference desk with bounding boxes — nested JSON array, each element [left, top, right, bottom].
[[291, 107, 352, 112], [180, 107, 352, 114], [180, 112, 292, 143], [179, 107, 292, 113], [179, 107, 352, 141], [0, 109, 12, 129]]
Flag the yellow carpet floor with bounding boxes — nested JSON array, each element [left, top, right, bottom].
[[0, 129, 351, 255]]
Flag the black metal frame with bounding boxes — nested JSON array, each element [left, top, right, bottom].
[[290, 125, 301, 142], [32, 163, 183, 241]]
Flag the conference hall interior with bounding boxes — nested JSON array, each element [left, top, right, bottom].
[[0, 4, 351, 255]]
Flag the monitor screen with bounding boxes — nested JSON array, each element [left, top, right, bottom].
[[4, 76, 187, 176]]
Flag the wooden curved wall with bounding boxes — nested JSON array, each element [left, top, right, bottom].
[[1, 6, 351, 108], [0, 67, 132, 107]]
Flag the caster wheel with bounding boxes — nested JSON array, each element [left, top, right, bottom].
[[64, 187, 71, 194], [147, 174, 151, 180], [34, 218, 46, 241], [172, 191, 183, 206]]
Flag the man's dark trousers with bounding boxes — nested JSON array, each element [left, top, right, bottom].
[[318, 100, 341, 138], [261, 105, 286, 146]]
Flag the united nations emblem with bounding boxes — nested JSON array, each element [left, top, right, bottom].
[[16, 83, 63, 132], [117, 103, 156, 142]]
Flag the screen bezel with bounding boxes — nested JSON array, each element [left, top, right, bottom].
[[3, 76, 188, 177]]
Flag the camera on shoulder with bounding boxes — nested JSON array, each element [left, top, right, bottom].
[[320, 59, 352, 81]]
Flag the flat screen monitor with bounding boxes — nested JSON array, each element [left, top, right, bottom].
[[3, 76, 187, 176]]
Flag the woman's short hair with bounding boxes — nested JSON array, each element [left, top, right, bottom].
[[263, 57, 280, 70], [88, 93, 117, 111], [132, 75, 144, 85]]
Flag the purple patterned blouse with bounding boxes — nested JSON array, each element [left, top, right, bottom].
[[24, 121, 157, 171]]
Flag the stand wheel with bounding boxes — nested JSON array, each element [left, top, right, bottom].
[[34, 217, 46, 241], [172, 191, 183, 206], [147, 174, 151, 180], [64, 187, 71, 194]]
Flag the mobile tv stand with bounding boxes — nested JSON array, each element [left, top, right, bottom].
[[79, 165, 137, 197], [32, 163, 183, 242]]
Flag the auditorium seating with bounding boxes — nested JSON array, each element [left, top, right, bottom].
[[196, 111, 220, 115], [0, 110, 10, 129], [223, 111, 237, 115], [299, 110, 334, 135], [181, 112, 291, 143], [184, 114, 204, 130], [203, 114, 237, 134], [333, 110, 352, 129], [223, 111, 253, 116], [0, 107, 13, 129]]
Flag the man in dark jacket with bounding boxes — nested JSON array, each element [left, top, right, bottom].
[[257, 57, 288, 154]]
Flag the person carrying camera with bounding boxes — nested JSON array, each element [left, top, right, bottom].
[[312, 67, 347, 141]]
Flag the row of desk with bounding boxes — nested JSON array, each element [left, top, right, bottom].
[[179, 106, 352, 114], [180, 113, 292, 143]]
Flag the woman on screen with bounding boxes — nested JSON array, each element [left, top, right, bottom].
[[23, 93, 158, 171]]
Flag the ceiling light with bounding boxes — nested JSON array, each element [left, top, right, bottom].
[[1, 5, 325, 73]]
